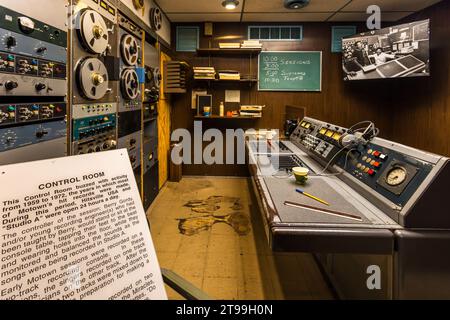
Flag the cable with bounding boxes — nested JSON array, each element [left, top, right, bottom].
[[271, 170, 293, 179], [348, 120, 379, 140], [311, 148, 356, 177]]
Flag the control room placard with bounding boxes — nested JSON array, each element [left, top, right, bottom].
[[0, 150, 167, 300]]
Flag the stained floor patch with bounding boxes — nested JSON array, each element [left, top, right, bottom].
[[147, 177, 334, 300], [179, 196, 250, 236]]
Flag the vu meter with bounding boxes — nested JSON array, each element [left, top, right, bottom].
[[386, 166, 407, 186]]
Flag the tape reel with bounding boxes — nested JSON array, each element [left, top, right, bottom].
[[120, 34, 139, 66], [77, 58, 109, 100], [79, 10, 109, 54], [121, 69, 139, 100], [150, 7, 162, 31], [153, 67, 161, 89]]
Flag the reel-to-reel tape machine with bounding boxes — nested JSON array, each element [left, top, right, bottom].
[[117, 11, 143, 182], [69, 0, 119, 155]]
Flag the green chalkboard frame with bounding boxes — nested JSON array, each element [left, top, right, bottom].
[[258, 51, 322, 92]]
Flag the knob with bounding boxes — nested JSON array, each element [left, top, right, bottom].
[[5, 81, 18, 91], [36, 47, 47, 53], [35, 83, 46, 91], [36, 130, 48, 138], [5, 36, 16, 48]]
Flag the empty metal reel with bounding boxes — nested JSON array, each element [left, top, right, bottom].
[[150, 7, 162, 31], [121, 34, 139, 66], [153, 67, 161, 89], [76, 57, 109, 100], [121, 68, 140, 100], [79, 9, 109, 54]]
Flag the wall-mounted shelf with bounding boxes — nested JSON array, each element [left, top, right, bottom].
[[196, 48, 262, 56], [193, 78, 258, 84], [194, 115, 260, 120]]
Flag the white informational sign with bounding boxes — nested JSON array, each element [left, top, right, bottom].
[[225, 90, 240, 103], [0, 150, 167, 300]]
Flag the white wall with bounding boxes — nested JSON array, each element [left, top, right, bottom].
[[1, 0, 67, 31]]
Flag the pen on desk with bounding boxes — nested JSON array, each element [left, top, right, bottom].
[[296, 188, 330, 206], [284, 201, 362, 222]]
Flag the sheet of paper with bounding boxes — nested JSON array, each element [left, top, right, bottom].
[[0, 150, 167, 300], [225, 90, 240, 103]]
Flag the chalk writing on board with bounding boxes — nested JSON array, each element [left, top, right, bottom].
[[259, 52, 322, 91]]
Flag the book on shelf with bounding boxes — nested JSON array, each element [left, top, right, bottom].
[[193, 67, 215, 71], [219, 42, 241, 49], [240, 105, 264, 112], [194, 76, 216, 80], [218, 70, 240, 80], [241, 40, 262, 48], [239, 112, 262, 117], [240, 105, 264, 117], [193, 66, 216, 80]]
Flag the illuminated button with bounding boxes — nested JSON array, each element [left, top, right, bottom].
[[362, 156, 367, 161], [366, 158, 372, 163], [361, 165, 366, 170], [368, 169, 376, 176], [373, 162, 381, 168], [379, 154, 387, 160], [356, 163, 362, 169], [7, 106, 15, 112], [373, 151, 381, 157], [370, 160, 375, 165], [364, 167, 370, 173], [367, 149, 373, 154]]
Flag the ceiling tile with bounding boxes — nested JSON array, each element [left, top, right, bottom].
[[245, 0, 350, 13], [157, 0, 241, 13], [341, 0, 443, 12], [167, 13, 241, 22], [328, 11, 414, 22], [242, 12, 332, 22]]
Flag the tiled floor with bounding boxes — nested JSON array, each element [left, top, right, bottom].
[[147, 177, 334, 300]]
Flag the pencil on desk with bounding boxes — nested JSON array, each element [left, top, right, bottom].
[[296, 188, 330, 206]]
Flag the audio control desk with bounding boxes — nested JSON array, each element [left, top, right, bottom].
[[246, 117, 450, 299]]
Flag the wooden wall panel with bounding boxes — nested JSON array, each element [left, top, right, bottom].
[[170, 0, 450, 176], [158, 51, 172, 187]]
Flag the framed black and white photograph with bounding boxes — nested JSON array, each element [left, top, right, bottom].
[[342, 19, 430, 81]]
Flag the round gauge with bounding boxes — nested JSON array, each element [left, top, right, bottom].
[[1, 130, 17, 148], [18, 17, 35, 34], [386, 166, 407, 186]]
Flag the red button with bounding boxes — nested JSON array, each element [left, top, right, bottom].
[[368, 169, 376, 176], [373, 162, 381, 168], [373, 151, 381, 157]]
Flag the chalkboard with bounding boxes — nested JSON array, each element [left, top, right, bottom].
[[258, 51, 322, 92]]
